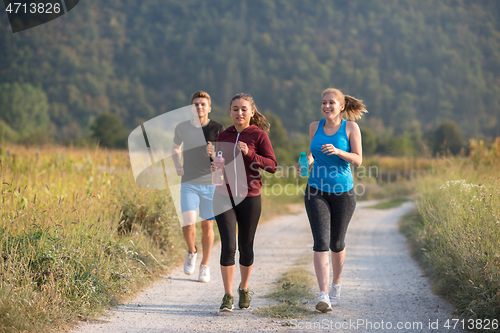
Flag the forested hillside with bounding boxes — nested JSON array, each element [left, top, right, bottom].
[[1, 0, 499, 144]]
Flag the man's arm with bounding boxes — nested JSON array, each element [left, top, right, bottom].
[[171, 143, 184, 176]]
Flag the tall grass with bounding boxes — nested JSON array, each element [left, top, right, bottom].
[[0, 145, 184, 332], [0, 144, 303, 332], [402, 147, 500, 326]]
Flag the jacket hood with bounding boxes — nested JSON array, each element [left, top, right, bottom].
[[226, 125, 261, 133]]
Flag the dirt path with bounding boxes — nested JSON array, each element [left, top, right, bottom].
[[70, 200, 464, 333]]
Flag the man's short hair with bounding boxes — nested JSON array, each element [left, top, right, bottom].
[[190, 91, 211, 106]]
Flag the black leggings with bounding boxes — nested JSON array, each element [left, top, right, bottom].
[[304, 184, 356, 252], [213, 192, 262, 267]]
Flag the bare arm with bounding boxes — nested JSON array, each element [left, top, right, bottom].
[[207, 141, 215, 160], [171, 143, 184, 176], [323, 122, 362, 167], [347, 122, 363, 166], [306, 121, 319, 165]]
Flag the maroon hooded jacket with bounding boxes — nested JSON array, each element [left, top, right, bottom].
[[215, 125, 277, 197]]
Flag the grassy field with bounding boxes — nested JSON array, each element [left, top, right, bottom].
[[400, 144, 500, 329], [0, 144, 305, 332], [262, 144, 500, 326], [0, 144, 431, 332], [0, 145, 189, 332], [2, 141, 498, 331]]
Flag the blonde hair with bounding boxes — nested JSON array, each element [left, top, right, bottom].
[[190, 90, 211, 106], [322, 88, 367, 121], [230, 93, 270, 133]]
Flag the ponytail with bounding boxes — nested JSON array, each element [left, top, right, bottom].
[[230, 93, 270, 133], [250, 110, 270, 133], [343, 95, 367, 121], [322, 88, 367, 121]]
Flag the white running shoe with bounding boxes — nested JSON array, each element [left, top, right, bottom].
[[183, 250, 197, 275], [198, 264, 210, 283], [315, 291, 332, 313], [329, 281, 342, 305]]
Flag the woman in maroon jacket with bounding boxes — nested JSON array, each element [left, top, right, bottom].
[[210, 93, 277, 312]]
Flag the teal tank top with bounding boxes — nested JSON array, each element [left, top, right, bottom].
[[307, 119, 353, 193]]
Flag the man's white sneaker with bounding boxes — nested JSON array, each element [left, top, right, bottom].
[[183, 250, 197, 275], [329, 281, 342, 305], [315, 291, 332, 313], [198, 264, 210, 283]]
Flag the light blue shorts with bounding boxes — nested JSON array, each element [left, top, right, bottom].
[[180, 183, 216, 220]]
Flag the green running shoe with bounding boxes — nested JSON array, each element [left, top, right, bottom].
[[238, 286, 252, 309], [219, 293, 233, 312]]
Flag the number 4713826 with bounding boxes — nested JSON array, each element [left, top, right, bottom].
[[444, 318, 498, 330], [5, 2, 61, 14]]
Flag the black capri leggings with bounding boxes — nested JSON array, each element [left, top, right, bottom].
[[304, 184, 356, 252], [213, 192, 262, 267]]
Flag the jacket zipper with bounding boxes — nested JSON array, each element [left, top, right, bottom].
[[233, 131, 241, 196]]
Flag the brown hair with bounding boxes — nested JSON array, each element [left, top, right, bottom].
[[322, 88, 367, 121], [190, 90, 211, 106], [230, 93, 270, 133]]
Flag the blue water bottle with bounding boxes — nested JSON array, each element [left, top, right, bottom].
[[299, 152, 309, 177]]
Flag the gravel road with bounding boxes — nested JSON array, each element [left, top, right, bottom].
[[70, 200, 464, 333]]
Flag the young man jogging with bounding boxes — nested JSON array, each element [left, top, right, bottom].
[[171, 91, 224, 282]]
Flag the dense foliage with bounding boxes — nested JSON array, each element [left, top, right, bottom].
[[1, 0, 499, 145]]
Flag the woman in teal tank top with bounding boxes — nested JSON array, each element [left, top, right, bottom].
[[299, 88, 367, 312], [308, 118, 353, 193]]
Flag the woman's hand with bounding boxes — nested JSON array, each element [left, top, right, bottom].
[[237, 141, 249, 155], [297, 153, 313, 173], [321, 144, 340, 156], [211, 161, 221, 172]]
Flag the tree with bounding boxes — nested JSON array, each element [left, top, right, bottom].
[[407, 121, 429, 157], [0, 83, 50, 142], [360, 126, 377, 155], [392, 133, 415, 157], [2, 0, 500, 143], [90, 113, 128, 148], [0, 120, 19, 143], [433, 120, 464, 155], [264, 111, 293, 165]]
